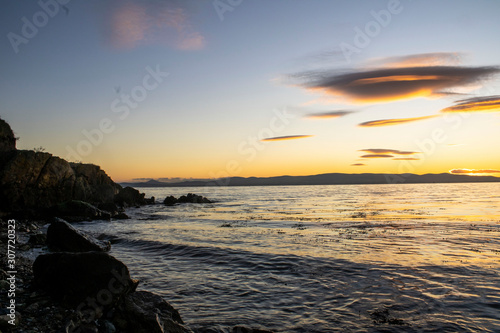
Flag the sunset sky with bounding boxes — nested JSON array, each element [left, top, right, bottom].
[[1, 0, 500, 182]]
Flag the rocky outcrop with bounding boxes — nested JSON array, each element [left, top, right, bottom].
[[0, 118, 139, 215], [163, 193, 212, 206], [33, 252, 138, 307], [47, 218, 111, 252], [113, 291, 192, 333], [115, 186, 154, 207]]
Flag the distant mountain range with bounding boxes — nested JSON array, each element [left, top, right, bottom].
[[120, 173, 500, 187]]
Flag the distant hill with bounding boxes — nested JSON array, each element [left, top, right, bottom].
[[120, 172, 500, 188]]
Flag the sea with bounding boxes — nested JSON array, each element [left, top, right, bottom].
[[74, 183, 500, 332]]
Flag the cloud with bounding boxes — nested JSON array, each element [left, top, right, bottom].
[[369, 52, 463, 68], [351, 163, 366, 166], [360, 154, 394, 158], [450, 169, 500, 174], [441, 95, 500, 113], [290, 65, 499, 103], [105, 0, 205, 50], [305, 110, 355, 119], [393, 157, 420, 161], [358, 115, 437, 127], [261, 135, 313, 142], [359, 149, 420, 155]]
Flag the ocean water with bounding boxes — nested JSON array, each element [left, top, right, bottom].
[[75, 183, 500, 332]]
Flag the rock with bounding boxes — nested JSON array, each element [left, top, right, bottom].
[[51, 200, 111, 222], [33, 252, 138, 308], [114, 290, 192, 333], [98, 202, 121, 216], [178, 193, 212, 204], [115, 187, 145, 207], [164, 193, 212, 206], [71, 162, 121, 204], [0, 118, 16, 152], [144, 196, 155, 205], [232, 327, 275, 333], [0, 311, 21, 328], [113, 212, 130, 220], [0, 152, 121, 215], [163, 196, 177, 206], [47, 218, 111, 252], [28, 233, 47, 246]]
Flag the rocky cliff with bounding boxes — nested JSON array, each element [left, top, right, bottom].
[[0, 118, 122, 215]]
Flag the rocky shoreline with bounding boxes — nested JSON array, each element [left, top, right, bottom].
[[0, 118, 274, 332]]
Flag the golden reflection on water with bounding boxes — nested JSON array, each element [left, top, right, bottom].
[[139, 183, 500, 270]]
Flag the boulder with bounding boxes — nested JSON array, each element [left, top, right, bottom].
[[47, 218, 111, 252], [178, 193, 212, 204], [115, 187, 146, 207], [113, 291, 192, 333], [164, 194, 212, 206], [33, 252, 138, 308], [51, 200, 111, 222], [163, 196, 178, 206], [71, 162, 122, 204]]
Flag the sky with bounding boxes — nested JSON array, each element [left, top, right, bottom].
[[1, 0, 500, 182]]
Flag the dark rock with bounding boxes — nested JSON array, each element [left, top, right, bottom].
[[113, 212, 130, 220], [28, 233, 47, 246], [33, 252, 138, 308], [47, 218, 111, 252], [114, 290, 192, 333], [98, 202, 121, 216], [0, 152, 121, 215], [233, 327, 275, 333], [71, 162, 121, 204], [178, 193, 212, 204], [52, 200, 111, 222], [163, 195, 177, 206], [115, 187, 145, 207], [164, 193, 212, 206], [144, 196, 155, 205], [0, 118, 16, 152]]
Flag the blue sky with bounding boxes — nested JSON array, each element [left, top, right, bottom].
[[1, 0, 500, 181]]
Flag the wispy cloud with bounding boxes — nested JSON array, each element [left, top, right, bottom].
[[358, 115, 437, 127], [261, 135, 313, 142], [441, 95, 500, 113], [351, 163, 366, 166], [105, 0, 205, 50], [289, 63, 499, 104], [450, 169, 500, 175], [393, 157, 420, 161], [359, 149, 420, 155], [360, 154, 394, 158], [305, 110, 355, 119]]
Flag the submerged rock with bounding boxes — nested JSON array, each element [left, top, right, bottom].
[[113, 290, 192, 333], [33, 252, 138, 308], [47, 218, 111, 252]]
